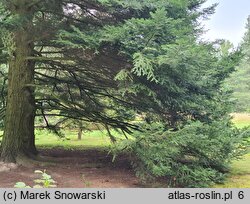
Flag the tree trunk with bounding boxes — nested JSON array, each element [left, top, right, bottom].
[[0, 5, 37, 163], [78, 128, 83, 140]]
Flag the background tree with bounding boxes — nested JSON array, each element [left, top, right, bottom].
[[225, 17, 250, 112]]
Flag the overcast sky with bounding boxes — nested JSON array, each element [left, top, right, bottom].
[[202, 0, 250, 46]]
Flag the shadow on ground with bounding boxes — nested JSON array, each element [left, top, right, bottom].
[[0, 148, 140, 188]]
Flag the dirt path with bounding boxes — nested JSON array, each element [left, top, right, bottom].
[[0, 148, 140, 188]]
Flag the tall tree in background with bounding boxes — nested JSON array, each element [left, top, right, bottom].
[[0, 0, 239, 163], [225, 16, 250, 112]]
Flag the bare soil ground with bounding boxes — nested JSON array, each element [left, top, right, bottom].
[[0, 148, 140, 188]]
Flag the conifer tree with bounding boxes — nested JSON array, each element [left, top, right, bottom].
[[225, 16, 250, 112], [0, 0, 239, 163]]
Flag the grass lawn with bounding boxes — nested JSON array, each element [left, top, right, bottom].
[[35, 129, 111, 150]]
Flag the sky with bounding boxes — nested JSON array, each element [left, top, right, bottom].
[[202, 0, 250, 46]]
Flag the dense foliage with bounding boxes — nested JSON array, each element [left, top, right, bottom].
[[0, 0, 239, 131], [114, 121, 249, 187], [0, 0, 248, 187]]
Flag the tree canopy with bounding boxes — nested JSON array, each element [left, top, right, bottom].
[[0, 0, 242, 163]]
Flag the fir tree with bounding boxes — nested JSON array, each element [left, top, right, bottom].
[[0, 0, 240, 163], [225, 16, 250, 112]]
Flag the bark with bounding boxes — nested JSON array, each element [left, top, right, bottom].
[[78, 128, 83, 140], [0, 4, 37, 163]]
